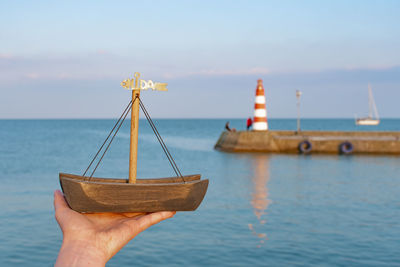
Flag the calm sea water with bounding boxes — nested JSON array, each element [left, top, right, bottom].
[[0, 119, 400, 266]]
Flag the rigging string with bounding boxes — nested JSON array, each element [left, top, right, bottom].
[[138, 97, 185, 182], [88, 97, 137, 179], [83, 99, 133, 177], [83, 94, 184, 182]]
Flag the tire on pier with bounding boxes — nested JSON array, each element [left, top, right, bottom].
[[298, 140, 312, 154], [339, 141, 353, 154]]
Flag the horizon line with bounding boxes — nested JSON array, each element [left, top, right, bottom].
[[1, 117, 399, 120]]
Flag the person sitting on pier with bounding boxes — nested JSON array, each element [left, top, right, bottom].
[[225, 121, 236, 132], [246, 117, 253, 130]]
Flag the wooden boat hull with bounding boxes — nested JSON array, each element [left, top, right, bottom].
[[59, 173, 209, 213]]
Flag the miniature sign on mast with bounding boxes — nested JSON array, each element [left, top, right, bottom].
[[121, 72, 168, 184]]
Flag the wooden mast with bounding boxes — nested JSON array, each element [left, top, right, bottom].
[[129, 73, 140, 184], [120, 72, 168, 183]]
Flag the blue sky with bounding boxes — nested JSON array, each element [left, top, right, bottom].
[[1, 0, 399, 118]]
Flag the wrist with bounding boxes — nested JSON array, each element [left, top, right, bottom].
[[55, 240, 107, 267]]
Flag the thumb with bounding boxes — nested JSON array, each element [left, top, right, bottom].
[[54, 190, 74, 227], [54, 190, 70, 213]]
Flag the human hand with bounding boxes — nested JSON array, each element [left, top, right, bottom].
[[54, 190, 175, 267]]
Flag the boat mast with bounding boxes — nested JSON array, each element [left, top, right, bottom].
[[120, 72, 168, 183], [368, 84, 373, 119], [369, 83, 379, 120], [129, 73, 141, 184]]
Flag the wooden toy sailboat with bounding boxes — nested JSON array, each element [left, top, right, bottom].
[[60, 73, 209, 213], [356, 84, 380, 126]]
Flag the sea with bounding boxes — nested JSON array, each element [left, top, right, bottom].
[[0, 118, 399, 266]]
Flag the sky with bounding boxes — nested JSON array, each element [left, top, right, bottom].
[[0, 0, 399, 118]]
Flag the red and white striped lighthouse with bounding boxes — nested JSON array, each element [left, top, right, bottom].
[[253, 79, 268, 131]]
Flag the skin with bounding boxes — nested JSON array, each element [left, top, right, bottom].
[[54, 190, 175, 266]]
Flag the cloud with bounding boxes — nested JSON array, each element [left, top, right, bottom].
[[0, 52, 272, 84], [194, 67, 271, 76], [97, 50, 108, 55], [0, 53, 126, 84], [0, 53, 13, 59], [1, 52, 399, 89], [162, 67, 271, 79], [1, 60, 400, 118], [25, 73, 40, 79], [343, 64, 399, 71]]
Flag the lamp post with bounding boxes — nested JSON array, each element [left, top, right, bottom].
[[296, 90, 302, 132]]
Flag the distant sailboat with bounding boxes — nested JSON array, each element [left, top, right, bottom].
[[356, 84, 380, 126]]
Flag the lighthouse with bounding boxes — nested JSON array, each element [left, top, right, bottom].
[[253, 79, 268, 131]]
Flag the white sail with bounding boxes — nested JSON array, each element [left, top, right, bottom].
[[369, 84, 379, 120], [356, 84, 380, 125]]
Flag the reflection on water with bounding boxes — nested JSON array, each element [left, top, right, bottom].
[[248, 155, 271, 247]]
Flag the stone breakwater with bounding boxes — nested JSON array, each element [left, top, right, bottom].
[[214, 130, 400, 154]]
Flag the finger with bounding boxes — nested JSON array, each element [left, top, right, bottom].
[[54, 190, 70, 214], [119, 211, 175, 240], [135, 211, 176, 233], [105, 211, 175, 258], [121, 212, 148, 218]]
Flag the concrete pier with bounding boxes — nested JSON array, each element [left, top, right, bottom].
[[214, 130, 400, 154]]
